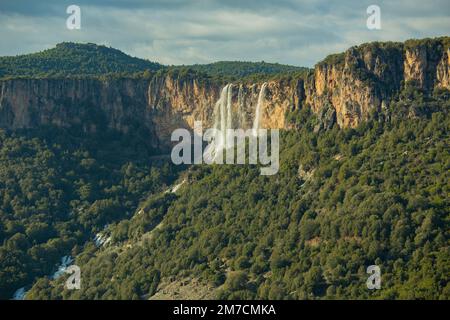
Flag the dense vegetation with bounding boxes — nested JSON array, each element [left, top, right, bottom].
[[0, 127, 180, 299], [22, 85, 449, 300], [173, 61, 308, 82], [0, 43, 307, 83], [0, 43, 162, 79], [318, 37, 449, 70], [0, 38, 448, 300]]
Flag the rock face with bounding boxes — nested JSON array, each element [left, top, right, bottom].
[[305, 38, 449, 127], [0, 75, 301, 148], [404, 40, 449, 91], [0, 37, 448, 147], [305, 43, 403, 127], [0, 78, 160, 148], [146, 75, 303, 143], [0, 78, 150, 130]]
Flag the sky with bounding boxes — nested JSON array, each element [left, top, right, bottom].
[[0, 0, 449, 67]]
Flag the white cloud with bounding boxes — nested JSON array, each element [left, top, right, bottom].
[[0, 0, 448, 66]]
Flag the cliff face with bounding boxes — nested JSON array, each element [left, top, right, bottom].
[[305, 38, 449, 127], [146, 75, 220, 142], [0, 75, 301, 147], [0, 77, 161, 146], [0, 37, 448, 147], [305, 43, 404, 127], [136, 75, 301, 143], [0, 78, 150, 130]]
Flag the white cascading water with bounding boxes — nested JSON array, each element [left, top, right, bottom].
[[204, 82, 268, 161], [237, 85, 245, 128], [226, 84, 234, 148], [203, 84, 232, 162], [218, 84, 229, 150], [252, 82, 268, 136]]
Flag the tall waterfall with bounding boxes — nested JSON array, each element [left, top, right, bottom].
[[237, 85, 246, 128], [219, 84, 229, 149], [204, 82, 269, 162], [252, 82, 268, 136], [204, 84, 233, 162], [226, 84, 233, 148]]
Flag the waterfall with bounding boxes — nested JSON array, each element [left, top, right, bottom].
[[253, 82, 268, 136], [219, 85, 227, 149], [211, 90, 222, 147], [237, 85, 245, 128], [226, 84, 234, 148], [203, 84, 233, 162], [204, 82, 268, 162], [11, 255, 74, 300]]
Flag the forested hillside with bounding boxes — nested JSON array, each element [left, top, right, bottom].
[[174, 61, 308, 81], [0, 42, 305, 81], [0, 127, 180, 299], [21, 84, 450, 300], [0, 43, 162, 78]]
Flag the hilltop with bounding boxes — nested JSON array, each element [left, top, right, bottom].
[[0, 42, 162, 78], [0, 42, 306, 81]]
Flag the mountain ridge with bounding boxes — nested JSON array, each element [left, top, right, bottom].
[[0, 42, 162, 78], [0, 42, 307, 80]]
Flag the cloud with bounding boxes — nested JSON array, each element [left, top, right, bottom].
[[0, 0, 448, 67]]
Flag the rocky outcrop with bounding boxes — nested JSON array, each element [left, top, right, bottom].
[[0, 78, 151, 130], [404, 39, 449, 91], [436, 47, 450, 89], [0, 77, 160, 146], [0, 37, 448, 145], [303, 37, 449, 127], [306, 43, 401, 127]]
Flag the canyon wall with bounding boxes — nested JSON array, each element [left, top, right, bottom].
[[305, 38, 449, 127], [0, 75, 302, 148], [0, 37, 448, 148], [0, 77, 160, 148], [146, 76, 303, 141]]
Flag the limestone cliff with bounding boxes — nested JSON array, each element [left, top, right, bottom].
[[404, 38, 450, 90], [305, 37, 449, 127], [0, 75, 301, 147], [142, 74, 301, 143], [0, 77, 159, 147], [305, 42, 403, 127], [0, 37, 448, 146], [0, 78, 151, 129]]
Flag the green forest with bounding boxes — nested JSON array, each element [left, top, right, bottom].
[[0, 126, 180, 299], [173, 61, 308, 82], [0, 43, 162, 78], [0, 42, 306, 82], [2, 83, 447, 300]]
